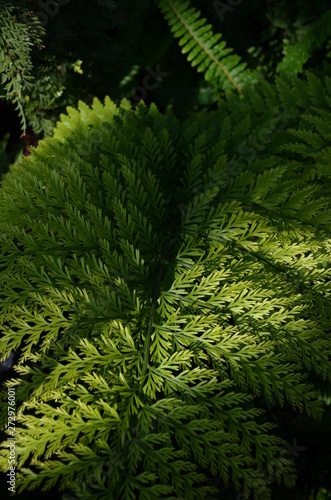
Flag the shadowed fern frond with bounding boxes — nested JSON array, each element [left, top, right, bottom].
[[277, 8, 331, 74]]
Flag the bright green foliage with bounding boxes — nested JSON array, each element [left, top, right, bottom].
[[277, 9, 331, 74], [0, 72, 331, 499], [156, 0, 255, 93]]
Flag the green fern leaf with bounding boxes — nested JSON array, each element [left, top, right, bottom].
[[156, 0, 254, 93]]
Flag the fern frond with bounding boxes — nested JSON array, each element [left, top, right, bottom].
[[156, 0, 254, 93], [0, 1, 44, 134]]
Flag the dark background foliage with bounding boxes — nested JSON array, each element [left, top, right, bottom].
[[0, 0, 331, 498]]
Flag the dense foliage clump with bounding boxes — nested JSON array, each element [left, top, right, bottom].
[[0, 70, 330, 498]]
